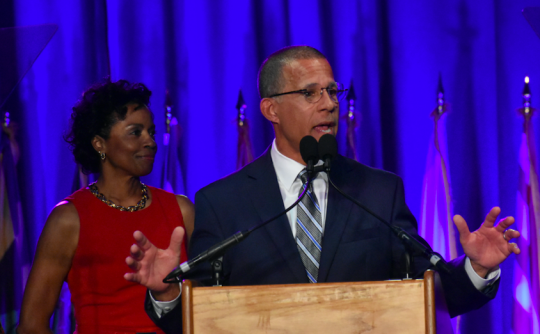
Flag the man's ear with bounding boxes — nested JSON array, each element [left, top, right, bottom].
[[260, 98, 279, 125], [91, 135, 106, 153]]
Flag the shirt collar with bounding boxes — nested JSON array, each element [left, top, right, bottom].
[[270, 139, 326, 191]]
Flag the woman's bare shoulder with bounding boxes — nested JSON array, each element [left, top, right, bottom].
[[175, 195, 194, 240], [47, 200, 80, 229]]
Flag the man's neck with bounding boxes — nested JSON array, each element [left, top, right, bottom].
[[274, 139, 306, 166]]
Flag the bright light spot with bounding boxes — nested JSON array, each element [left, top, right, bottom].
[[515, 275, 532, 310], [525, 76, 530, 84]]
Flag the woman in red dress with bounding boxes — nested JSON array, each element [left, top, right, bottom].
[[17, 79, 193, 334]]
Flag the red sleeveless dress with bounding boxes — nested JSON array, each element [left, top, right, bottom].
[[66, 186, 188, 334]]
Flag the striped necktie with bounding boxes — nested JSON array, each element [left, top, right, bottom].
[[296, 169, 323, 283]]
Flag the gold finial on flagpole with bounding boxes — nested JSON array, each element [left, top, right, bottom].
[[431, 73, 449, 118], [346, 81, 356, 122], [165, 90, 173, 134], [3, 111, 10, 128], [519, 76, 535, 120], [236, 90, 247, 127], [437, 73, 445, 115], [523, 76, 531, 115]]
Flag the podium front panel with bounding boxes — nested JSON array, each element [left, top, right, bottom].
[[188, 279, 427, 334]]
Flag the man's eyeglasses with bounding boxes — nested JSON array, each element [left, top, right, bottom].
[[269, 82, 348, 104]]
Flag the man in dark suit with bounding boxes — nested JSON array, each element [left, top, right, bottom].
[[125, 46, 520, 332]]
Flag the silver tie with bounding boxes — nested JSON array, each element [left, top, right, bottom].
[[296, 170, 323, 283]]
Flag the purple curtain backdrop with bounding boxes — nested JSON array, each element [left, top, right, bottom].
[[2, 1, 540, 333]]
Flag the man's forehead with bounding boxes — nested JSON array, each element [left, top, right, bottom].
[[281, 58, 335, 88]]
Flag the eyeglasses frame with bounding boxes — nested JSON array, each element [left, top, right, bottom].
[[268, 84, 348, 103]]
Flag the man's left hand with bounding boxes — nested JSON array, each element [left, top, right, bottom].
[[454, 207, 520, 278]]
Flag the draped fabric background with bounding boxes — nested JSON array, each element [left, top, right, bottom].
[[1, 1, 540, 333]]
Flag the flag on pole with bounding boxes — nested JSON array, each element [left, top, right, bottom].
[[512, 76, 540, 334], [0, 24, 57, 333], [236, 90, 253, 169], [344, 81, 359, 161], [161, 90, 186, 195], [419, 75, 457, 260], [419, 75, 459, 333], [0, 113, 32, 333]]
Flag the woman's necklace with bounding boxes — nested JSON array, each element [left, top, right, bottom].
[[88, 182, 148, 212]]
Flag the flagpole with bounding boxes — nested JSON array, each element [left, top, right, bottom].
[[0, 109, 33, 331], [165, 90, 172, 135], [236, 90, 253, 169], [160, 90, 186, 195], [345, 80, 359, 161], [418, 74, 460, 333], [161, 90, 172, 191], [431, 74, 456, 260], [513, 76, 540, 334]]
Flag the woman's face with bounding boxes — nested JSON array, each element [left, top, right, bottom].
[[102, 103, 157, 177]]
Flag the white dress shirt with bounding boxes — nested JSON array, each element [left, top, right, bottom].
[[152, 139, 500, 317], [267, 140, 499, 289], [270, 139, 328, 237]]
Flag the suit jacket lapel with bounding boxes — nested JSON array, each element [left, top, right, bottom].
[[318, 155, 355, 282], [245, 147, 308, 283]]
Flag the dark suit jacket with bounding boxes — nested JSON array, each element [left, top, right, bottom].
[[149, 148, 499, 333]]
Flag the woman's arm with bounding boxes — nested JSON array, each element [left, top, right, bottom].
[[17, 202, 80, 334], [176, 195, 194, 242]]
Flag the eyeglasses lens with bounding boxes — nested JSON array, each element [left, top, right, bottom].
[[305, 84, 346, 103]]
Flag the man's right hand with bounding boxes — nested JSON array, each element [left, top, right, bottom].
[[124, 226, 185, 301]]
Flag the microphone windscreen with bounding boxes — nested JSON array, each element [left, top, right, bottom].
[[300, 135, 319, 164], [319, 134, 338, 160]]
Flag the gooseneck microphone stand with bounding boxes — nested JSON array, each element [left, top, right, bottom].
[[316, 133, 452, 276], [327, 177, 452, 275], [163, 172, 316, 284], [164, 136, 321, 284]]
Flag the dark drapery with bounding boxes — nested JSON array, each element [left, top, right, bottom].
[[2, 1, 540, 333]]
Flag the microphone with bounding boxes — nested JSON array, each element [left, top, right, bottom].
[[300, 135, 319, 178], [318, 134, 337, 173], [163, 136, 320, 283], [329, 178, 452, 275], [165, 230, 249, 282], [321, 137, 452, 275]]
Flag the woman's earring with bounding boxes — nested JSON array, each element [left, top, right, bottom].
[[99, 151, 106, 161]]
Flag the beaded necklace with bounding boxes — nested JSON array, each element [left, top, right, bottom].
[[88, 182, 148, 212]]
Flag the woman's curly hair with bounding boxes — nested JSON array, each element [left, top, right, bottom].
[[64, 78, 152, 174]]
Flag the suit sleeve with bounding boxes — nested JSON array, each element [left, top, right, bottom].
[[144, 290, 183, 334], [389, 176, 498, 317], [184, 189, 227, 285], [143, 189, 225, 332]]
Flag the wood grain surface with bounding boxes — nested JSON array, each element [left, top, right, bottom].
[[187, 279, 427, 334]]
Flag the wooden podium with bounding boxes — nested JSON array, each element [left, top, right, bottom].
[[181, 270, 453, 334]]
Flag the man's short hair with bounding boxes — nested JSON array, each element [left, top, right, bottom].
[[257, 46, 327, 99]]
